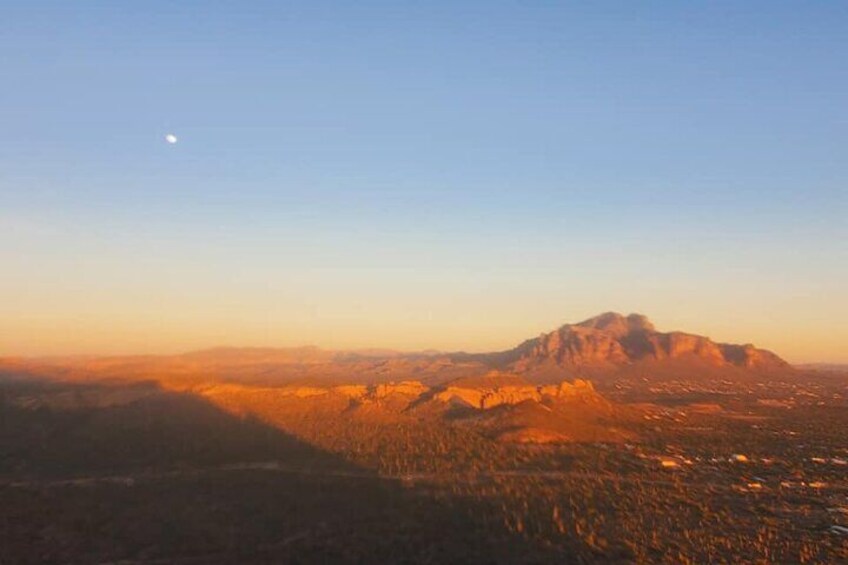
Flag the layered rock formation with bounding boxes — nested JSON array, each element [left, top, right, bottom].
[[198, 374, 604, 413], [434, 374, 599, 410], [197, 373, 622, 445]]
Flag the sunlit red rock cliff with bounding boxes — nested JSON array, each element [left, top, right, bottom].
[[503, 312, 789, 372]]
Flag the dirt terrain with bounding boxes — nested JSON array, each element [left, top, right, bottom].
[[1, 314, 846, 563]]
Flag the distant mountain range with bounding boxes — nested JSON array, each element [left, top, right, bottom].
[[0, 313, 806, 448], [0, 312, 792, 389]]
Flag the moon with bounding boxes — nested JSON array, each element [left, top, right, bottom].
[[165, 133, 178, 144]]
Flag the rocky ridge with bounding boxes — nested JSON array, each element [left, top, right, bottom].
[[196, 373, 599, 411], [434, 376, 599, 410]]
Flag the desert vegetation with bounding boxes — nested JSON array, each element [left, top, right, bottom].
[[2, 314, 846, 562], [2, 366, 847, 563]]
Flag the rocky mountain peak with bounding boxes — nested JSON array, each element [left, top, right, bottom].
[[510, 312, 788, 371], [574, 312, 655, 335]]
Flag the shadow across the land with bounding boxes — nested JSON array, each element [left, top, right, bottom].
[[0, 376, 593, 564]]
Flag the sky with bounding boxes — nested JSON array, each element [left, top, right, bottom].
[[1, 1, 846, 362]]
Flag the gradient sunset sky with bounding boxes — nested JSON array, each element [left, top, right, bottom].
[[2, 2, 846, 362]]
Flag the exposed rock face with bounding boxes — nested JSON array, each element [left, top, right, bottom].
[[198, 374, 623, 446], [331, 385, 369, 399], [719, 343, 788, 369], [433, 374, 600, 410], [575, 312, 655, 337], [201, 374, 605, 414], [510, 312, 788, 371], [263, 382, 425, 403], [373, 381, 429, 399], [539, 379, 598, 399]]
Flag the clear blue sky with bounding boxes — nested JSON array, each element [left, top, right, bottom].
[[1, 2, 846, 361]]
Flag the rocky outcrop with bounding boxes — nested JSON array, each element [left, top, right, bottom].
[[719, 343, 788, 369], [508, 312, 789, 371], [198, 375, 624, 447], [372, 381, 429, 399], [268, 382, 426, 403], [539, 379, 598, 399], [433, 374, 601, 409], [202, 375, 605, 413]]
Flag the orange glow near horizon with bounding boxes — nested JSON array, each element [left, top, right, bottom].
[[3, 304, 846, 364], [2, 2, 846, 366]]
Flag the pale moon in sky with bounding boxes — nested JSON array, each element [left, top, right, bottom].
[[165, 133, 178, 144]]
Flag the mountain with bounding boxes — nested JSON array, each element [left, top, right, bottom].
[[487, 312, 789, 376], [0, 312, 791, 390], [0, 312, 804, 453]]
